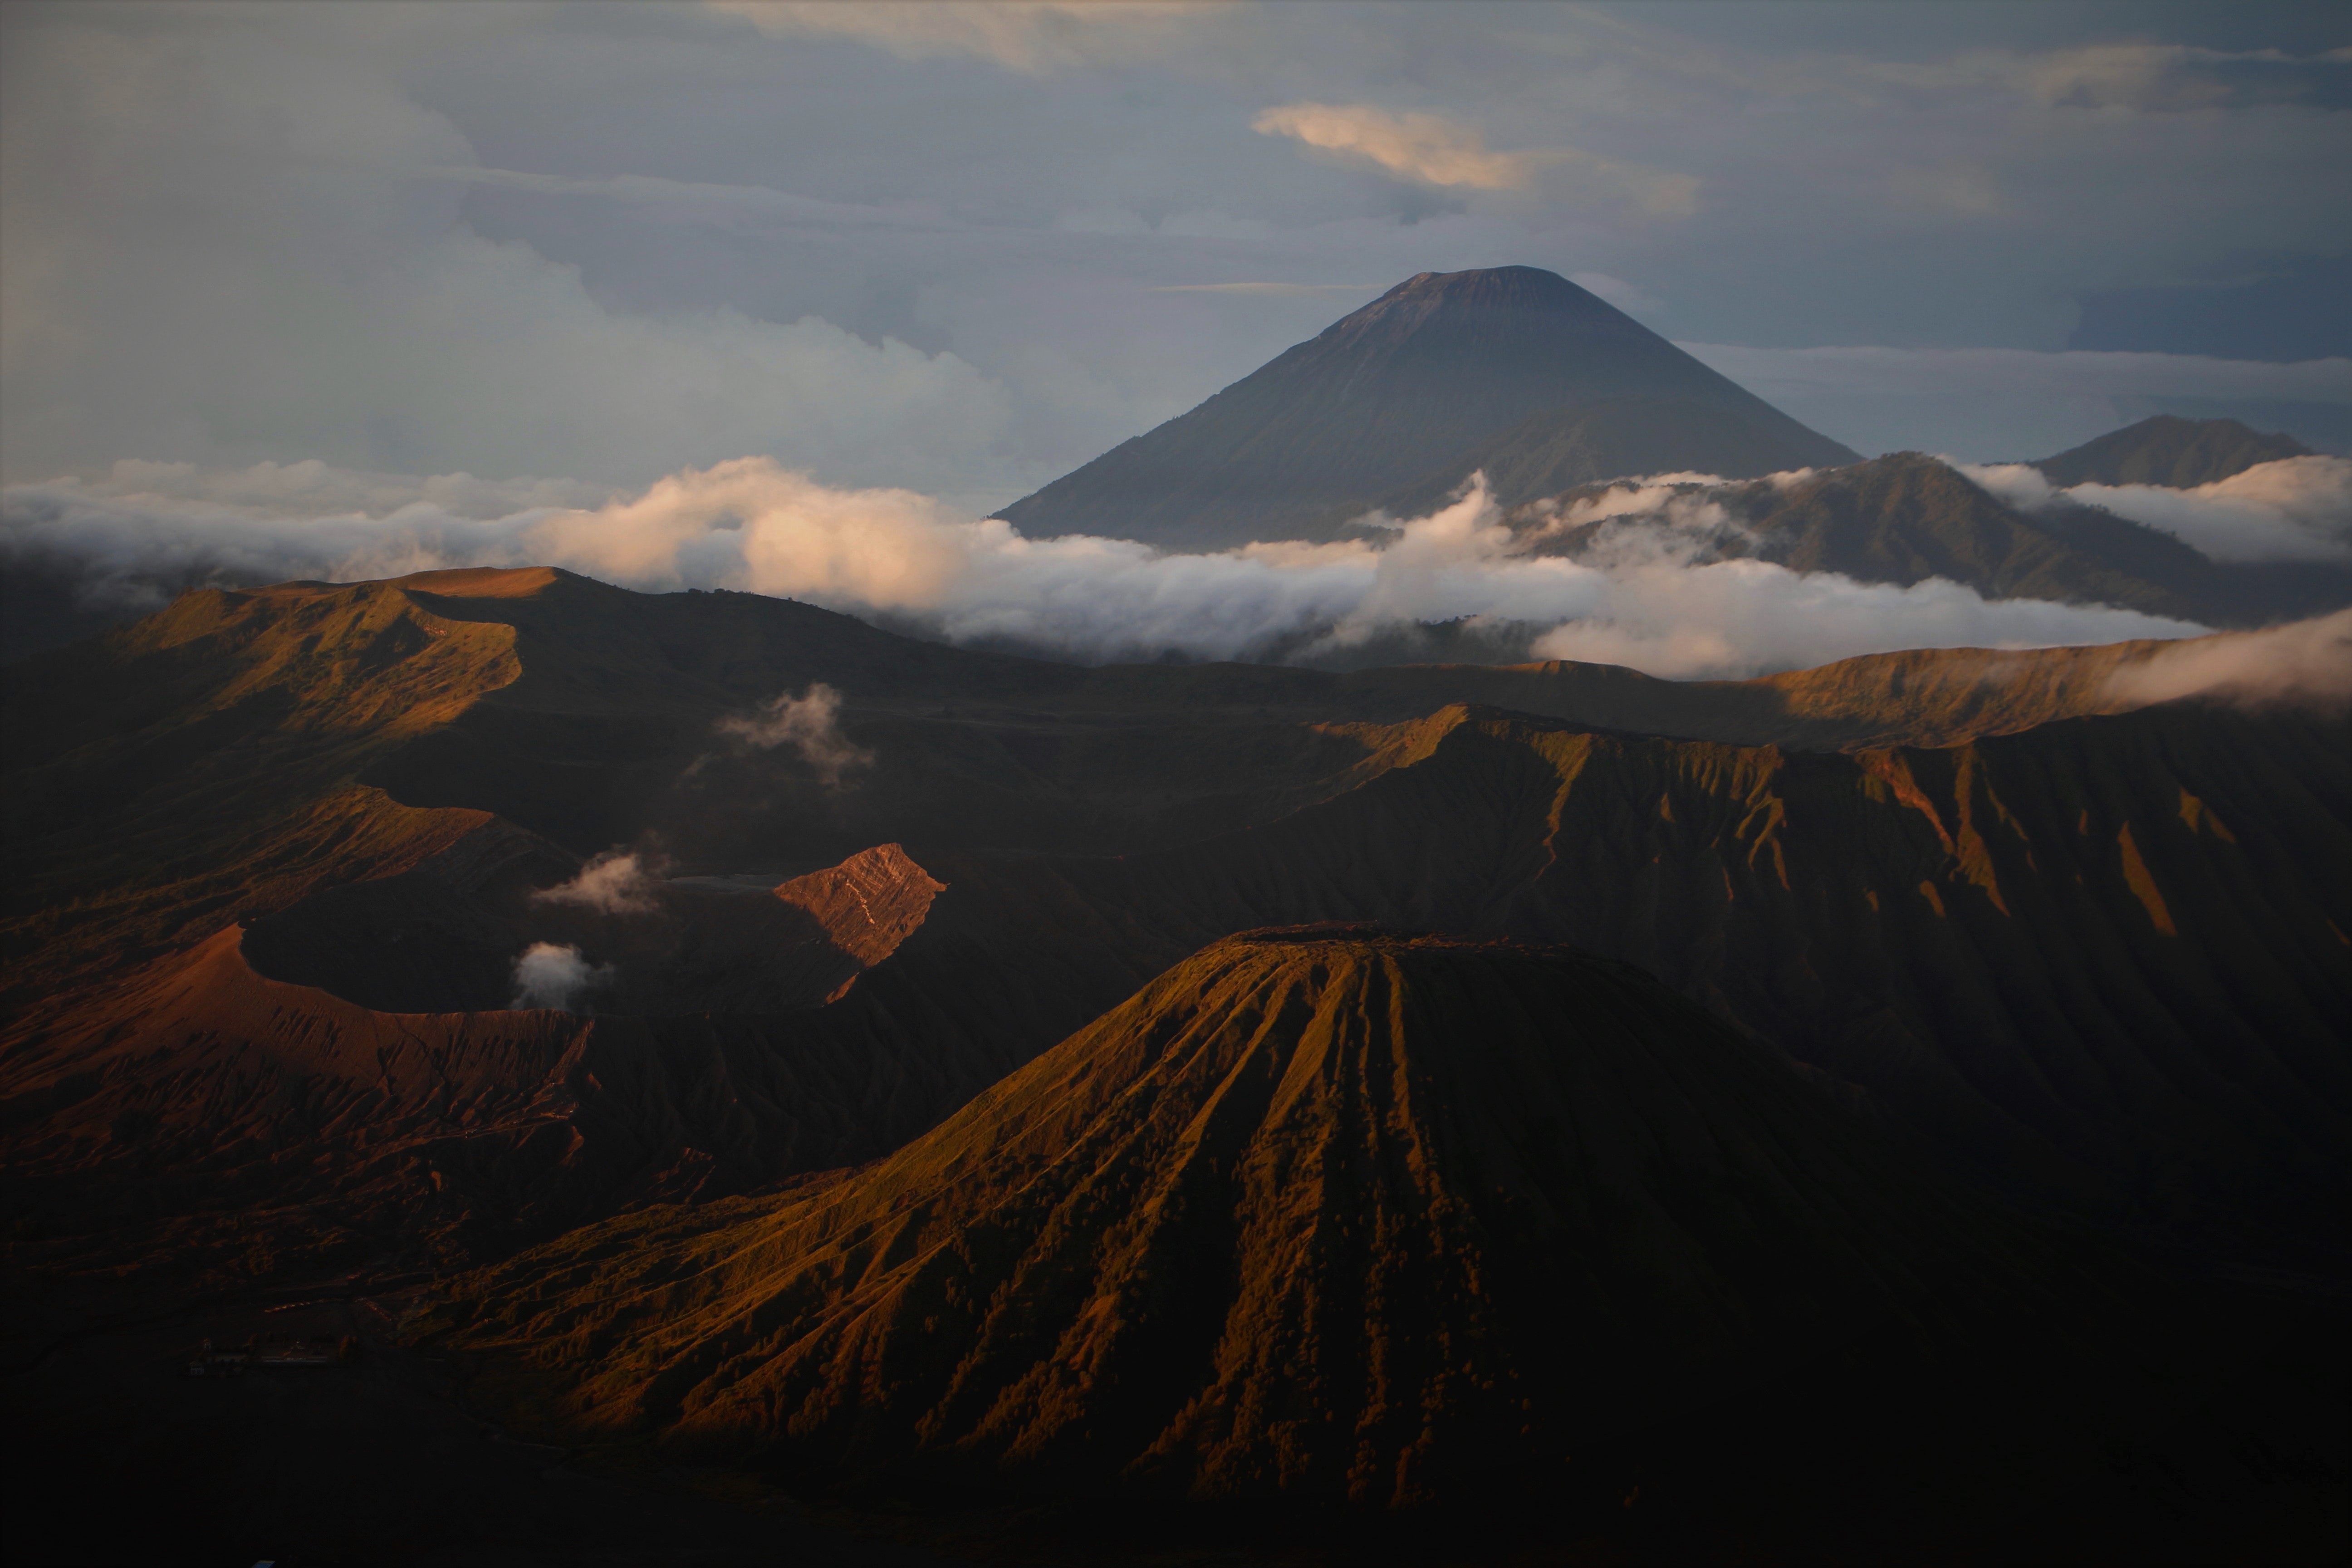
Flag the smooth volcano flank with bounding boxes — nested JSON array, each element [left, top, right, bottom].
[[993, 266, 1858, 550]]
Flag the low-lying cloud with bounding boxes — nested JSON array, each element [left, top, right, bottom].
[[714, 684, 875, 785], [2104, 608, 2352, 709], [4, 455, 2217, 680], [510, 942, 615, 1012], [1957, 456, 2352, 563], [530, 850, 665, 916]]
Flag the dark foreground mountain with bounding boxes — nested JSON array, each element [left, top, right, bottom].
[[5, 567, 2346, 1562], [5, 566, 2343, 1321], [421, 931, 2148, 1510], [2031, 413, 2313, 489], [994, 267, 1857, 549]]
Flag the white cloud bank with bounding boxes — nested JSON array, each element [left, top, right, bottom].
[[1957, 456, 2352, 564], [2, 457, 2211, 681]]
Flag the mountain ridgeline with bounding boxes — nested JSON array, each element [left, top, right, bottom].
[[994, 267, 1859, 550], [1509, 450, 2352, 630], [421, 930, 2154, 1509], [4, 568, 2343, 1296], [4, 562, 2347, 1557], [2030, 414, 2313, 489]]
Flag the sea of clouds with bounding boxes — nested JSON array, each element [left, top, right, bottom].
[[4, 453, 2252, 682]]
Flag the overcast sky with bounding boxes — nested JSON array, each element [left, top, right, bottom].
[[5, 0, 2349, 510]]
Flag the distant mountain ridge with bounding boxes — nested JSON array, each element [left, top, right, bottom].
[[995, 267, 1858, 550], [2030, 414, 2312, 489], [1503, 442, 2352, 632]]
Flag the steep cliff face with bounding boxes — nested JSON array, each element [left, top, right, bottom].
[[428, 931, 2133, 1506]]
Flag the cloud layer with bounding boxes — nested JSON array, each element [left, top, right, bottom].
[[1958, 455, 2352, 563], [2, 456, 2210, 681], [2104, 608, 2352, 708]]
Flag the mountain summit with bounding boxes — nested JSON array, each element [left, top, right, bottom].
[[427, 927, 2140, 1507], [2029, 414, 2313, 489], [995, 266, 1858, 550]]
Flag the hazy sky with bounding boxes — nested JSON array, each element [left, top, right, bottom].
[[5, 0, 2349, 509]]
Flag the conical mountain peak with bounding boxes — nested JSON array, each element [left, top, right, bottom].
[[428, 930, 2122, 1506], [1327, 266, 1627, 336], [994, 266, 1857, 549]]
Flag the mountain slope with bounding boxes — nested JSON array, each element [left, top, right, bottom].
[[6, 567, 2341, 1333], [1519, 454, 2352, 627], [426, 930, 2138, 1507], [1337, 393, 1832, 527], [1741, 453, 2194, 610], [926, 701, 2350, 1261], [2032, 414, 2313, 488], [994, 268, 1857, 550]]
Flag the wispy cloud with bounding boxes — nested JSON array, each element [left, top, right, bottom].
[[422, 166, 951, 230], [1148, 282, 1378, 295], [1870, 43, 2352, 112], [2102, 609, 2352, 709], [1252, 103, 1548, 191], [707, 0, 1230, 74], [713, 684, 874, 786], [530, 850, 666, 916], [1251, 102, 1697, 214]]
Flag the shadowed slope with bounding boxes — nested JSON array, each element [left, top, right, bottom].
[[2032, 415, 2313, 489], [428, 931, 2130, 1508], [1343, 394, 1847, 528], [1513, 454, 2351, 627], [6, 568, 2341, 1330], [0, 846, 1052, 1300], [1739, 453, 2199, 616], [994, 268, 1855, 549]]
